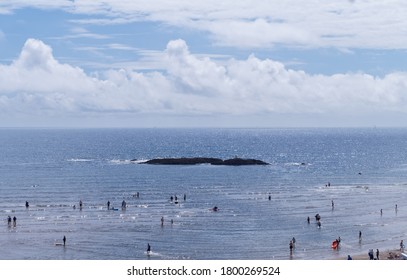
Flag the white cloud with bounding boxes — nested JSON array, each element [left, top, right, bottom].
[[1, 38, 407, 127], [1, 1, 407, 49]]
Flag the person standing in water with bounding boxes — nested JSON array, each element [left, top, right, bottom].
[[107, 201, 110, 210], [289, 240, 294, 255], [147, 243, 151, 254], [63, 235, 66, 246]]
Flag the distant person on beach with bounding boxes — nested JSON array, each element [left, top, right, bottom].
[[331, 200, 334, 209], [79, 200, 83, 210], [376, 249, 379, 260], [380, 209, 383, 215], [347, 255, 352, 260], [63, 235, 66, 246], [107, 201, 110, 210], [25, 201, 29, 208], [400, 240, 404, 252], [395, 204, 398, 212], [147, 243, 151, 254], [292, 237, 296, 248], [170, 196, 173, 202], [268, 195, 271, 201], [161, 216, 164, 226], [13, 216, 16, 227], [122, 200, 126, 209], [359, 231, 362, 240], [7, 216, 11, 226], [184, 194, 186, 201], [307, 216, 310, 224], [368, 249, 374, 260]]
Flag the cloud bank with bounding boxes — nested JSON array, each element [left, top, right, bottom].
[[1, 38, 407, 126], [1, 0, 407, 50]]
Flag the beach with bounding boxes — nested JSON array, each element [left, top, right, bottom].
[[340, 248, 404, 260]]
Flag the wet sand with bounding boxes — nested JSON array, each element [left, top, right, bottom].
[[339, 249, 405, 260]]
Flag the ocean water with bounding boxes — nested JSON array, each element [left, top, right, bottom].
[[1, 127, 407, 260]]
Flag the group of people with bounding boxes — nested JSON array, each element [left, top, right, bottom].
[[170, 194, 187, 204], [301, 196, 402, 259], [367, 249, 380, 260], [7, 216, 17, 227]]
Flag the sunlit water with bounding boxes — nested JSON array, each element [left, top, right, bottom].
[[1, 128, 407, 260]]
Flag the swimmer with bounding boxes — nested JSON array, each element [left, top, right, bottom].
[[212, 206, 218, 212]]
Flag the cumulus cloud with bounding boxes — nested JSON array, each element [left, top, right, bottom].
[[1, 38, 407, 126]]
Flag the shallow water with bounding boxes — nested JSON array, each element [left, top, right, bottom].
[[0, 128, 407, 259]]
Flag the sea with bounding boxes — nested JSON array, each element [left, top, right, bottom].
[[1, 127, 407, 260]]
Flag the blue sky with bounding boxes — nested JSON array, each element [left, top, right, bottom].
[[1, 1, 407, 127]]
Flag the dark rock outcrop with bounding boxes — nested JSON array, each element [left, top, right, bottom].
[[141, 157, 268, 166]]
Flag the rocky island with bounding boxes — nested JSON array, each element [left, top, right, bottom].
[[138, 157, 269, 166]]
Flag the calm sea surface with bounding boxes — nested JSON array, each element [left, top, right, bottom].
[[1, 128, 407, 260]]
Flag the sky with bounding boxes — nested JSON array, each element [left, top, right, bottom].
[[1, 0, 407, 127]]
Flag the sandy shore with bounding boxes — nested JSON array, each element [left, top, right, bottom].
[[339, 249, 405, 260]]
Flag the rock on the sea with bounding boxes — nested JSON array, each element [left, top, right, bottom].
[[141, 157, 268, 166]]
